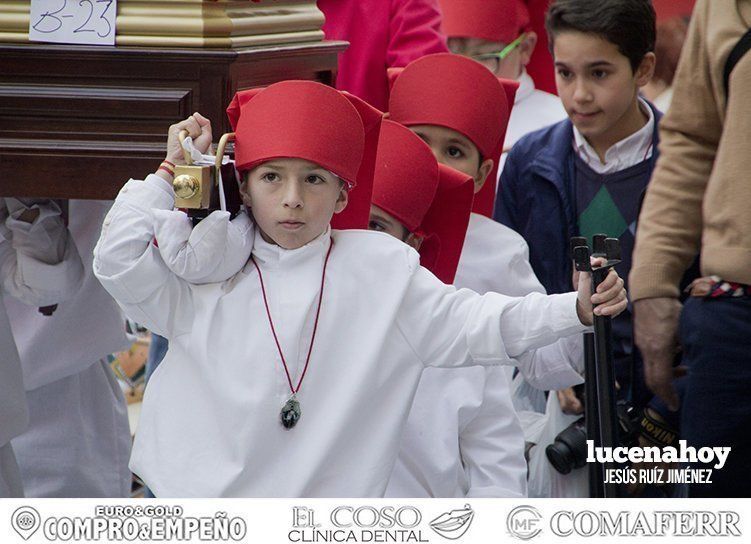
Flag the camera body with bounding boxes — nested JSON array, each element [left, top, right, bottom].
[[545, 399, 642, 475]]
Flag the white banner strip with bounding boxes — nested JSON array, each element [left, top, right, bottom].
[[0, 498, 746, 543]]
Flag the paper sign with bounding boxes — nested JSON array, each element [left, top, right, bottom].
[[29, 0, 117, 46]]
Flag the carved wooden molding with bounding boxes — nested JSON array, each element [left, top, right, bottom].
[[0, 0, 324, 48], [0, 40, 345, 199]]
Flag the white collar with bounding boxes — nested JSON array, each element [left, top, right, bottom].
[[572, 97, 655, 175], [251, 222, 331, 267], [515, 69, 535, 104]]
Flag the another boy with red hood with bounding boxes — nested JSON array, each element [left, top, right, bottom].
[[371, 120, 595, 497]]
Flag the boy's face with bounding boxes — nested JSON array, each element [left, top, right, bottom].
[[553, 31, 655, 150], [408, 125, 493, 194], [448, 34, 537, 81], [240, 158, 348, 250], [368, 205, 423, 250]]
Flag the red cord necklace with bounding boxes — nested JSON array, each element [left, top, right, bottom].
[[250, 238, 334, 429]]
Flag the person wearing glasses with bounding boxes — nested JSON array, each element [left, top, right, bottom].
[[439, 0, 566, 180]]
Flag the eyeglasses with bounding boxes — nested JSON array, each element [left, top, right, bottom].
[[471, 33, 527, 73]]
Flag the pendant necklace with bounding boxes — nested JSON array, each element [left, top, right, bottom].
[[250, 239, 334, 429]]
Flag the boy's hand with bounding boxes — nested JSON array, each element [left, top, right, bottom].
[[557, 387, 584, 415], [575, 257, 627, 326], [165, 112, 213, 165]]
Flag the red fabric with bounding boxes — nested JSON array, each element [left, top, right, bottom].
[[226, 81, 384, 230], [524, 0, 557, 94], [371, 120, 473, 283], [652, 0, 695, 22], [318, 0, 449, 111], [388, 53, 518, 217], [439, 0, 530, 44], [472, 77, 518, 217], [420, 164, 474, 283], [372, 120, 439, 234]]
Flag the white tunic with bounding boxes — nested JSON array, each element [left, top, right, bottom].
[[386, 215, 582, 498], [0, 199, 84, 495], [385, 365, 527, 497], [455, 213, 546, 298], [6, 200, 131, 498], [93, 176, 588, 497], [6, 201, 129, 388]]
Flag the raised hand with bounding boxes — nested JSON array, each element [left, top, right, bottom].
[[165, 112, 213, 166]]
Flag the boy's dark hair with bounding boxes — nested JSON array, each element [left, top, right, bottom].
[[546, 0, 656, 72]]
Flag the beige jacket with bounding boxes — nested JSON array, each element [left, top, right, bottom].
[[631, 0, 751, 300]]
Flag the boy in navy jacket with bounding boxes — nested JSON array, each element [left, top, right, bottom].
[[495, 0, 659, 408]]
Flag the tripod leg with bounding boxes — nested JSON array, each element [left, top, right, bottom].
[[584, 331, 604, 498]]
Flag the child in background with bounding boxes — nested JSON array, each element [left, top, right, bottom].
[[495, 0, 659, 409], [367, 121, 475, 286], [495, 0, 659, 496], [389, 53, 565, 426], [0, 198, 84, 496], [389, 53, 544, 299], [369, 120, 584, 497], [94, 80, 627, 497], [439, 0, 566, 209]]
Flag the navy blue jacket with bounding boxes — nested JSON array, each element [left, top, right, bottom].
[[494, 102, 663, 296]]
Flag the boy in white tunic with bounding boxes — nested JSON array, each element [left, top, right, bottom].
[[389, 54, 564, 422], [370, 120, 586, 497], [93, 80, 627, 497], [0, 198, 84, 496], [368, 120, 526, 497]]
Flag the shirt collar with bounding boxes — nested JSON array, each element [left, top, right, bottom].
[[251, 222, 332, 266], [572, 97, 654, 174]]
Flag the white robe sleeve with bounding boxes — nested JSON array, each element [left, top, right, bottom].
[[93, 176, 194, 338], [460, 367, 527, 498], [514, 334, 586, 391], [396, 265, 587, 368], [0, 198, 84, 306], [152, 208, 253, 284]]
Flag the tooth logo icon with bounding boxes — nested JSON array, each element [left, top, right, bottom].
[[429, 504, 475, 540], [11, 506, 41, 541]]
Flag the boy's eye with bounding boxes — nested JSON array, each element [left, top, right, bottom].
[[447, 146, 465, 159], [368, 220, 385, 232], [261, 172, 280, 183], [306, 174, 325, 184], [592, 70, 608, 79], [557, 69, 573, 80]]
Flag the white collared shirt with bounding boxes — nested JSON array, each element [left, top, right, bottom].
[[572, 98, 655, 175]]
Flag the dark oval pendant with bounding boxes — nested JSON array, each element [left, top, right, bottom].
[[280, 397, 302, 429]]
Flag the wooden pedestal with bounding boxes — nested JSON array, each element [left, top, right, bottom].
[[0, 41, 345, 199]]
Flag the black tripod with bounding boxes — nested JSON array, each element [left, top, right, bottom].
[[570, 235, 622, 498]]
